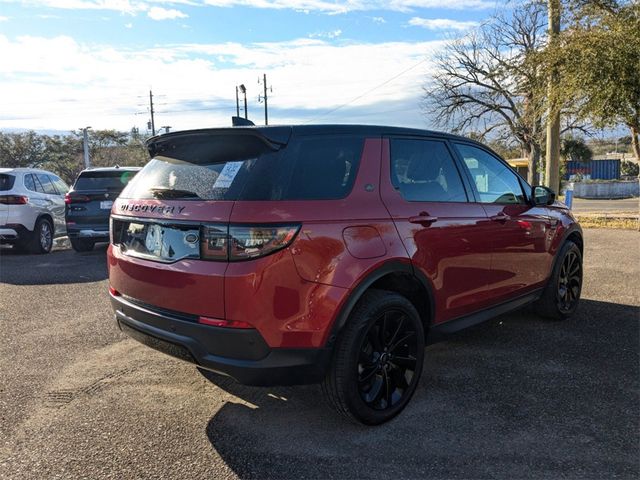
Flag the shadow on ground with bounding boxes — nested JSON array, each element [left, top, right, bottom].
[[203, 299, 639, 479], [0, 243, 109, 285]]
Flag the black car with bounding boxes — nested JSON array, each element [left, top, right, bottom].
[[65, 167, 140, 252]]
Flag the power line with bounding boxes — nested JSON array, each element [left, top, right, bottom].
[[304, 57, 429, 124]]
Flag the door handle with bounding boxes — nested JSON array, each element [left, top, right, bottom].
[[409, 213, 438, 226], [490, 213, 511, 223]]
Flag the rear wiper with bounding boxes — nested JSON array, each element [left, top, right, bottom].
[[149, 187, 201, 199]]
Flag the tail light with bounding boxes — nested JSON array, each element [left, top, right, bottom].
[[0, 195, 28, 205], [199, 224, 300, 261], [229, 225, 300, 260], [65, 193, 90, 204]]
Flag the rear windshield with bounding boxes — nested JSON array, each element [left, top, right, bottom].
[[0, 174, 15, 191], [121, 134, 364, 201], [74, 171, 138, 191]]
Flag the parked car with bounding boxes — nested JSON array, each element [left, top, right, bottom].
[[0, 167, 69, 253], [107, 125, 583, 424], [65, 166, 140, 252]]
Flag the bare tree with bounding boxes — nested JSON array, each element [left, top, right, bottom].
[[426, 2, 548, 184]]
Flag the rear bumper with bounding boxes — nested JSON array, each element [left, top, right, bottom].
[[110, 294, 332, 386], [0, 224, 30, 243], [67, 225, 109, 240]]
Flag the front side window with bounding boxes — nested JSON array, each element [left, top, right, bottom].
[[454, 143, 526, 204], [122, 133, 363, 201], [390, 139, 467, 202], [49, 175, 69, 194]]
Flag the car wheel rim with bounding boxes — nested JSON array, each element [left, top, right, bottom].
[[40, 222, 52, 250], [357, 309, 418, 411], [557, 250, 581, 313]]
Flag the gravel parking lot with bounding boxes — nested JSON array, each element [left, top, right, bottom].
[[1, 229, 638, 479]]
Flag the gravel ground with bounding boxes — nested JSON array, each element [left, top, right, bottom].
[[0, 230, 638, 479]]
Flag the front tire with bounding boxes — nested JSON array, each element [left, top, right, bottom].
[[322, 290, 425, 425], [535, 240, 583, 320]]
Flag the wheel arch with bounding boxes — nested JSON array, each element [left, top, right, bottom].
[[324, 260, 435, 347], [36, 213, 55, 235]]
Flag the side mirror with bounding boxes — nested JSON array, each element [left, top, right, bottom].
[[532, 186, 556, 206]]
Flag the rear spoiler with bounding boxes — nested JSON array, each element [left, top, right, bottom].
[[146, 126, 292, 158]]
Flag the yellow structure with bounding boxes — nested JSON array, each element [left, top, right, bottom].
[[506, 157, 529, 179]]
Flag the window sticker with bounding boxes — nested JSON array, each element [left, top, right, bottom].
[[213, 161, 245, 189]]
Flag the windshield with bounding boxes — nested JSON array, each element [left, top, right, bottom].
[[121, 134, 363, 201]]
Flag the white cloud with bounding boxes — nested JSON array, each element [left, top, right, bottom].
[[0, 16, 9, 21], [4, 0, 496, 15], [408, 16, 479, 31], [124, 22, 133, 27], [147, 6, 188, 19], [0, 34, 443, 130], [371, 16, 386, 24], [309, 29, 342, 39]]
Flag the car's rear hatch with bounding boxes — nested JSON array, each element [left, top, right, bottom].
[[109, 127, 292, 319], [0, 173, 17, 225], [67, 170, 138, 228]]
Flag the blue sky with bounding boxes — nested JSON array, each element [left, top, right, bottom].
[[0, 1, 507, 133]]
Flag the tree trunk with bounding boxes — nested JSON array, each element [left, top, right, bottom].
[[526, 143, 541, 185], [630, 124, 640, 163]]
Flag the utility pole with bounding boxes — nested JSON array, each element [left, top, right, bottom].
[[81, 126, 91, 169], [258, 73, 271, 125], [545, 0, 561, 192], [149, 89, 156, 136], [236, 86, 240, 117]]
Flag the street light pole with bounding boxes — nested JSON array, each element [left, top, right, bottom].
[[236, 86, 240, 117], [81, 126, 91, 169], [239, 84, 247, 119]]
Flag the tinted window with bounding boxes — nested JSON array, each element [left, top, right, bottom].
[[0, 174, 15, 191], [36, 174, 57, 195], [74, 171, 137, 191], [390, 139, 467, 202], [50, 175, 69, 194], [122, 134, 363, 201], [455, 143, 526, 204], [24, 174, 37, 192]]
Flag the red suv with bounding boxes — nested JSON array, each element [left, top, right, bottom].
[[108, 125, 583, 424]]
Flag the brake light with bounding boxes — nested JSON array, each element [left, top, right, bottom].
[[0, 195, 28, 205], [65, 193, 90, 204], [200, 225, 228, 261], [108, 286, 120, 296], [229, 225, 300, 260], [198, 316, 253, 329]]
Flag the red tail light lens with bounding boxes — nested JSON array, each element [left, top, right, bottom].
[[0, 195, 28, 205], [200, 225, 228, 261], [65, 193, 90, 204], [108, 286, 120, 296], [198, 316, 253, 329], [229, 225, 300, 260]]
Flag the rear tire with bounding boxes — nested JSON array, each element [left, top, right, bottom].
[[70, 237, 95, 252], [535, 240, 583, 320], [25, 218, 53, 254], [321, 289, 425, 425]]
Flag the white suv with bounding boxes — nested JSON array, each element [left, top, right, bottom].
[[0, 168, 69, 253]]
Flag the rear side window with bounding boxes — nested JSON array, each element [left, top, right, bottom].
[[122, 134, 363, 201], [0, 174, 15, 191], [390, 139, 467, 202], [74, 171, 137, 191], [36, 174, 58, 195], [24, 174, 38, 192]]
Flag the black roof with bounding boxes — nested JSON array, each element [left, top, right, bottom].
[[147, 124, 477, 150]]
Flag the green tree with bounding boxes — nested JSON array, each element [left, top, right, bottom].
[[620, 160, 639, 177], [551, 1, 640, 160], [561, 136, 593, 162], [0, 131, 47, 168]]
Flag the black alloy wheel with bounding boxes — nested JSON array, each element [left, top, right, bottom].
[[357, 309, 419, 410], [557, 248, 582, 314]]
